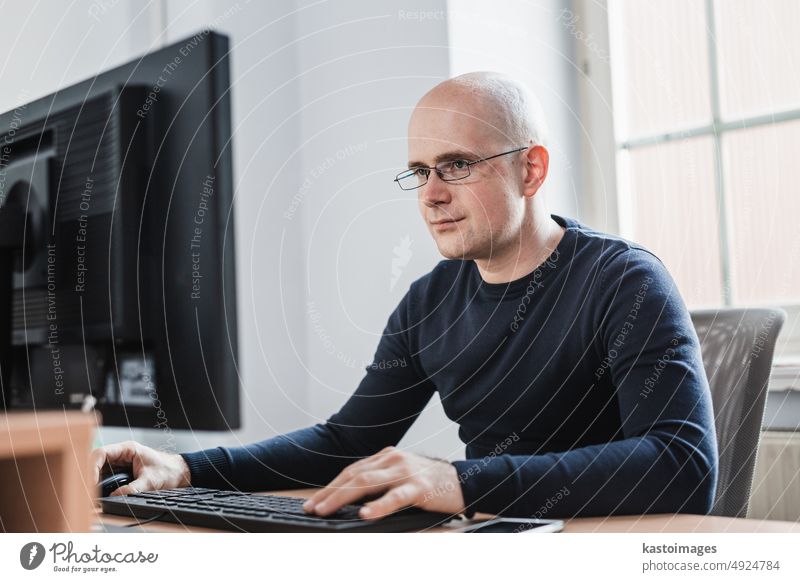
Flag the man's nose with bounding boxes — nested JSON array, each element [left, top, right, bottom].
[[419, 171, 452, 207]]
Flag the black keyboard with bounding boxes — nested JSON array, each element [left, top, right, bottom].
[[100, 487, 455, 532]]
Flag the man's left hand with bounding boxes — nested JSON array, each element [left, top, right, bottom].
[[303, 446, 466, 520]]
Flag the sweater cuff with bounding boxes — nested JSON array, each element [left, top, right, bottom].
[[451, 460, 482, 518], [451, 456, 519, 518], [180, 447, 233, 489]]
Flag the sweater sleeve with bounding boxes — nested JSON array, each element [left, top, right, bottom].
[[452, 249, 719, 518], [181, 288, 436, 491]]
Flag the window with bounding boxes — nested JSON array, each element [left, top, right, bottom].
[[608, 0, 800, 310]]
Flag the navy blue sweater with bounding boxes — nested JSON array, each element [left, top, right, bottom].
[[182, 215, 718, 518]]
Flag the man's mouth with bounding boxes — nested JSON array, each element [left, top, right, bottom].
[[430, 218, 464, 231]]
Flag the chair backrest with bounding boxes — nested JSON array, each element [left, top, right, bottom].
[[690, 308, 786, 518]]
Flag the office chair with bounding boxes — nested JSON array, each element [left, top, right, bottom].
[[690, 308, 786, 518]]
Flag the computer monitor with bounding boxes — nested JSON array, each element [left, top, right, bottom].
[[0, 31, 239, 430]]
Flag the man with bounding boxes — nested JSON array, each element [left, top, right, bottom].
[[92, 72, 718, 521]]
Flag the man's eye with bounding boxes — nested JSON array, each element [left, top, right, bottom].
[[452, 159, 469, 170], [413, 168, 429, 177]]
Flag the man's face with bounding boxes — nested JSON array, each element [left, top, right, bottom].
[[407, 94, 527, 261]]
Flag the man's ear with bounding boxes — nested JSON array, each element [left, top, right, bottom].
[[522, 145, 549, 198]]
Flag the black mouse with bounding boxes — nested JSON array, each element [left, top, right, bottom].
[[99, 472, 133, 497]]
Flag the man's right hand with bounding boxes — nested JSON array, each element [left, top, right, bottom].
[[91, 441, 192, 496]]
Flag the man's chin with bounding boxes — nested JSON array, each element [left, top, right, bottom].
[[435, 243, 473, 261], [431, 230, 481, 260]]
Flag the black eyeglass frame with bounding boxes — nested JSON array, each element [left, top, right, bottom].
[[393, 146, 530, 191]]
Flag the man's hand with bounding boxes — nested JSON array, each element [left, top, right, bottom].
[[303, 446, 465, 520], [90, 441, 191, 496]]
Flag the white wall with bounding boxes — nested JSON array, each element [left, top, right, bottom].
[[0, 1, 158, 113]]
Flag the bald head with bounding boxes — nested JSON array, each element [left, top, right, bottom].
[[407, 72, 553, 263], [413, 72, 549, 148]]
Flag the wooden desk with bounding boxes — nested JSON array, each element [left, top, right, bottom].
[[95, 488, 800, 533], [1, 411, 97, 532]]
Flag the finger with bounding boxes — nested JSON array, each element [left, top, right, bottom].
[[110, 479, 147, 497], [311, 469, 402, 517], [92, 442, 142, 490], [359, 483, 420, 520], [89, 449, 107, 484], [305, 455, 386, 509], [309, 447, 401, 506], [305, 447, 403, 511], [367, 447, 405, 469], [95, 441, 140, 473], [305, 460, 378, 512]]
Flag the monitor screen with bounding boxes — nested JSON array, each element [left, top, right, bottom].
[[0, 31, 239, 431]]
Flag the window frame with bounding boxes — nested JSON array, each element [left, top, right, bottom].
[[573, 0, 800, 365]]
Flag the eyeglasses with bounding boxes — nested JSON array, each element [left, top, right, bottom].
[[394, 146, 529, 191]]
